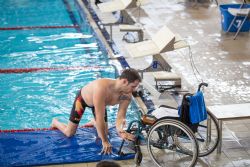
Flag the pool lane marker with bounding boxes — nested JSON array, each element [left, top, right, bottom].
[[0, 25, 79, 30], [0, 66, 109, 73], [62, 0, 79, 30]]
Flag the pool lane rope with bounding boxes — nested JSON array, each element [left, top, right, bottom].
[[0, 25, 79, 30], [0, 66, 111, 73]]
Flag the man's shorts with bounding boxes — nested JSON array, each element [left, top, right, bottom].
[[69, 90, 107, 124]]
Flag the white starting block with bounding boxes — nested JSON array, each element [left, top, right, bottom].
[[153, 71, 181, 90]]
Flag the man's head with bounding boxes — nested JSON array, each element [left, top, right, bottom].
[[119, 68, 142, 83], [119, 68, 141, 93]]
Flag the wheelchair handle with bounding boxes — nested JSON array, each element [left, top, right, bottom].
[[198, 82, 208, 92]]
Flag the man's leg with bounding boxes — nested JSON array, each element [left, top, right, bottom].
[[52, 118, 78, 137], [52, 90, 85, 137], [104, 109, 108, 135]]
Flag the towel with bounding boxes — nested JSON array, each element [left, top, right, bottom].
[[188, 91, 207, 124]]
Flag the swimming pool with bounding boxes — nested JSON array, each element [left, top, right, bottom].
[[0, 0, 139, 130]]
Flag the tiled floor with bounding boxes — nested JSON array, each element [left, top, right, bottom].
[[41, 0, 250, 166]]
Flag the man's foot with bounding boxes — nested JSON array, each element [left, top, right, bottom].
[[83, 122, 94, 127], [83, 119, 96, 127], [51, 118, 58, 129]]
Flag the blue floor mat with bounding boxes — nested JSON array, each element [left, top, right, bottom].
[[0, 127, 135, 167]]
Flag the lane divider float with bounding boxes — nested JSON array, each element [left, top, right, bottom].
[[0, 25, 79, 30], [0, 66, 110, 73]]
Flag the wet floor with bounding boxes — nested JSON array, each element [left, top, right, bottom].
[[124, 0, 250, 105]]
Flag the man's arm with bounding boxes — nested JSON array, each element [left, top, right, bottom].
[[92, 83, 111, 154], [116, 95, 131, 132], [116, 95, 135, 141]]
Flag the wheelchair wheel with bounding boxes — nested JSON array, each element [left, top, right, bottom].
[[147, 119, 198, 167], [196, 111, 220, 156]]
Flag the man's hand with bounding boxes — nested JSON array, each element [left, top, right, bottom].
[[119, 131, 136, 141], [101, 140, 112, 154], [116, 119, 135, 141]]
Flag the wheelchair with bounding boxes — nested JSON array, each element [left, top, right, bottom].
[[119, 83, 220, 167]]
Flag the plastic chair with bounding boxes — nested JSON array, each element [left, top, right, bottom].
[[226, 2, 250, 39]]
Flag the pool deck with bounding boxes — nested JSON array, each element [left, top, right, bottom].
[[41, 0, 250, 166]]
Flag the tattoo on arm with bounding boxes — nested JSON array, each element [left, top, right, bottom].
[[119, 95, 131, 101]]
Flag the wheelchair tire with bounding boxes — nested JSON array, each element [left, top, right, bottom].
[[147, 119, 199, 167]]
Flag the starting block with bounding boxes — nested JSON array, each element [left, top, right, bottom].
[[153, 71, 181, 91]]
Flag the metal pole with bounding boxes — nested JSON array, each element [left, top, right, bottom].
[[217, 120, 222, 153]]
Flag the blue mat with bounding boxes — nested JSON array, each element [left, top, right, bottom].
[[0, 127, 135, 167]]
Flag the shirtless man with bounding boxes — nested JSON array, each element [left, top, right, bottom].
[[51, 68, 141, 154]]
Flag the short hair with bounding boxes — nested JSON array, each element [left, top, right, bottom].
[[96, 160, 121, 167], [119, 68, 142, 83]]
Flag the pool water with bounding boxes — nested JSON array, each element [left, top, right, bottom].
[[0, 29, 108, 69], [0, 0, 139, 130]]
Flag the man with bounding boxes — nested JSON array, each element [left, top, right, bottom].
[[52, 68, 141, 154]]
